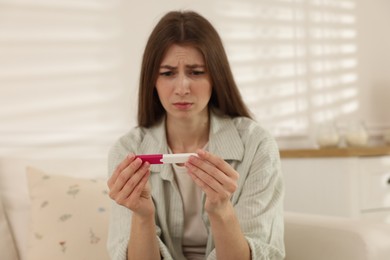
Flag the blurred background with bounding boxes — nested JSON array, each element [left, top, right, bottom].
[[1, 0, 389, 158]]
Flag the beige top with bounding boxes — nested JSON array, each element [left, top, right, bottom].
[[172, 163, 207, 260]]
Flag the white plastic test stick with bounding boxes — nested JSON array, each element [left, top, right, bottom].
[[136, 153, 197, 164]]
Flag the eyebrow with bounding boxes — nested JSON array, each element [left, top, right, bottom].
[[159, 64, 205, 69]]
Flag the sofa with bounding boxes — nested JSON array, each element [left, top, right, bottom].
[[1, 156, 390, 260]]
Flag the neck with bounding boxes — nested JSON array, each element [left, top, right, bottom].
[[166, 114, 210, 154]]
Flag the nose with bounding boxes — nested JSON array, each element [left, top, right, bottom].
[[174, 73, 190, 96]]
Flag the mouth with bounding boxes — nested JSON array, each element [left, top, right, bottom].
[[173, 102, 193, 110]]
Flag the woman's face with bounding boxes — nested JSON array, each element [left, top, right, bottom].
[[155, 44, 212, 122]]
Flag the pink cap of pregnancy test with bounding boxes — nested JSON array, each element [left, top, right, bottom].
[[136, 154, 163, 164]]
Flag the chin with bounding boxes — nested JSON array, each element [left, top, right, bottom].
[[167, 110, 194, 120]]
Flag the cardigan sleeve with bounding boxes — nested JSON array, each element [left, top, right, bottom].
[[107, 200, 175, 260], [106, 137, 174, 260], [206, 130, 285, 260], [235, 132, 285, 259]]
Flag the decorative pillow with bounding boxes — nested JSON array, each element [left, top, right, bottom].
[[26, 166, 110, 260], [0, 197, 19, 260], [0, 156, 108, 260]]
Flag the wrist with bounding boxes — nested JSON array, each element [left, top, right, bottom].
[[207, 201, 235, 221], [132, 210, 155, 225]]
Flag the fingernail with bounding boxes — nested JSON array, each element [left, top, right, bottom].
[[197, 149, 205, 155]]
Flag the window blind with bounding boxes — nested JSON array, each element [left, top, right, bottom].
[[0, 0, 127, 156], [0, 0, 360, 156], [215, 0, 358, 137]]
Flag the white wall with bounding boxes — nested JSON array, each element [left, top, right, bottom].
[[357, 0, 390, 130]]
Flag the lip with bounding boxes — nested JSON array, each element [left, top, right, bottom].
[[173, 102, 193, 110]]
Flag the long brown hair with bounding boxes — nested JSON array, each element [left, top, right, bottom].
[[138, 10, 252, 127]]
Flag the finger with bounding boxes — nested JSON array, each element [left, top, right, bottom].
[[196, 149, 239, 180], [107, 153, 135, 187], [130, 170, 151, 200], [116, 162, 150, 203], [110, 157, 143, 197], [186, 153, 238, 193], [186, 162, 225, 194], [125, 171, 151, 208], [187, 169, 232, 203], [187, 169, 218, 195], [187, 154, 228, 185], [121, 162, 150, 195]]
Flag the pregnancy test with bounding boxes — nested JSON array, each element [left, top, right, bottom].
[[136, 153, 197, 164]]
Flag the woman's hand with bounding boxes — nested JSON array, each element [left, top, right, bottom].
[[185, 150, 239, 215], [107, 153, 154, 218]]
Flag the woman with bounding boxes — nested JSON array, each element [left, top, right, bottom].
[[107, 10, 285, 260]]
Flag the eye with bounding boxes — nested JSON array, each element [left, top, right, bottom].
[[159, 71, 174, 76], [190, 70, 205, 76]]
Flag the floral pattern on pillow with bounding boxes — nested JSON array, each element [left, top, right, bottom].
[[26, 166, 111, 260]]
